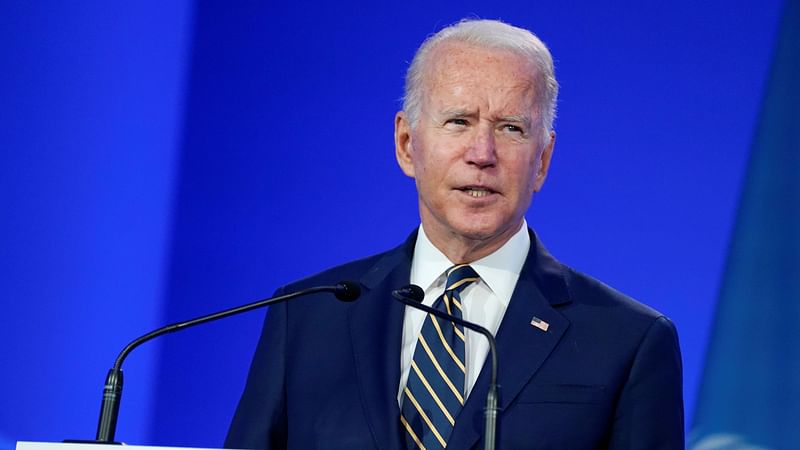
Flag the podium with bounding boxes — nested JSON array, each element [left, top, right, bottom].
[[17, 443, 229, 450]]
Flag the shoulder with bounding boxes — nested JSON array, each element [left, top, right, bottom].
[[277, 250, 388, 294], [564, 266, 667, 321], [557, 264, 681, 359], [277, 230, 416, 294], [528, 230, 671, 329], [527, 231, 677, 351]]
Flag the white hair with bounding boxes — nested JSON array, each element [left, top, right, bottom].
[[403, 19, 559, 137]]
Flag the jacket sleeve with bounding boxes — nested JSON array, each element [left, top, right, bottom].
[[225, 292, 289, 449], [609, 315, 685, 449]]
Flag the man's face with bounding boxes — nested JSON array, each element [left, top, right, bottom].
[[395, 42, 555, 259]]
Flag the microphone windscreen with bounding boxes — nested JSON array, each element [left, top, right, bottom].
[[334, 280, 361, 302], [395, 284, 424, 302]]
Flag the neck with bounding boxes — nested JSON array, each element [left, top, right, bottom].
[[423, 221, 523, 264]]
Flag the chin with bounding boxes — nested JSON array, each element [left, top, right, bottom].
[[449, 218, 513, 243]]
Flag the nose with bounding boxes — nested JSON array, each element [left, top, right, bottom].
[[465, 124, 497, 168]]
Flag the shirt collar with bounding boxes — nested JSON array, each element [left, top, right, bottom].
[[411, 221, 530, 300]]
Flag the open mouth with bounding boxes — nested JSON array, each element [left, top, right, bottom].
[[458, 186, 496, 198]]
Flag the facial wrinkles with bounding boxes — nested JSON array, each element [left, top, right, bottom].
[[407, 42, 547, 261], [426, 60, 538, 137], [421, 71, 540, 187]]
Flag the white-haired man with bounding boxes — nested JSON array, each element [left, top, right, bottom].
[[227, 19, 684, 449]]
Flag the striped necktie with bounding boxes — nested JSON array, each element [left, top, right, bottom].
[[401, 264, 480, 449]]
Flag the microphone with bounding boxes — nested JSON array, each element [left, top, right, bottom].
[[392, 284, 500, 450], [94, 281, 361, 444]]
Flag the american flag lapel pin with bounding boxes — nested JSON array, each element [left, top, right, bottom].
[[530, 316, 550, 332]]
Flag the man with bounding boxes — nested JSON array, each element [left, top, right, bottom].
[[226, 19, 684, 449]]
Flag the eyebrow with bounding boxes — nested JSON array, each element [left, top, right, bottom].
[[436, 108, 533, 129], [439, 107, 476, 118], [495, 115, 532, 129]]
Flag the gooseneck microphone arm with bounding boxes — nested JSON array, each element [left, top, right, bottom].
[[391, 285, 499, 450], [95, 281, 360, 444]]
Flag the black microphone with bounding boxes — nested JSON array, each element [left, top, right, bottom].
[[392, 284, 500, 450], [93, 281, 361, 444]]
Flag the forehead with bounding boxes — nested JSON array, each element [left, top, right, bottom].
[[421, 41, 538, 113]]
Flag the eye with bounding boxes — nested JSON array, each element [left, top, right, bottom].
[[445, 118, 469, 127], [501, 124, 524, 134]]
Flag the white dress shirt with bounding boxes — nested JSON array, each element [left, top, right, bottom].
[[397, 221, 531, 405]]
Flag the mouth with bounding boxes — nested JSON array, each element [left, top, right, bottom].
[[457, 186, 497, 198]]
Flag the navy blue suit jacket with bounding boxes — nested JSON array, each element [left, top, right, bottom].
[[225, 230, 684, 449]]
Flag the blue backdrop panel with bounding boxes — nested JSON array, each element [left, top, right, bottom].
[[0, 0, 785, 447], [0, 1, 192, 445]]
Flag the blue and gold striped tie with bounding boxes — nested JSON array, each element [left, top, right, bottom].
[[401, 264, 480, 449]]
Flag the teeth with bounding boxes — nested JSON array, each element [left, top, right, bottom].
[[465, 188, 490, 198]]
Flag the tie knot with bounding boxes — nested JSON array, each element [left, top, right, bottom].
[[444, 264, 480, 294]]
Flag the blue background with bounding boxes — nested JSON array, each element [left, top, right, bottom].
[[0, 1, 785, 447]]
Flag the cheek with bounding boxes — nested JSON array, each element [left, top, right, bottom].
[[413, 149, 446, 183], [528, 160, 541, 192], [508, 154, 539, 190], [410, 151, 434, 189]]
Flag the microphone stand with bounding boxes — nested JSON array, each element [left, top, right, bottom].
[[93, 282, 359, 444], [392, 288, 499, 450]]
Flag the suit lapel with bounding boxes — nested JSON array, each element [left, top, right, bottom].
[[345, 229, 571, 449], [348, 233, 416, 450], [448, 231, 572, 449]]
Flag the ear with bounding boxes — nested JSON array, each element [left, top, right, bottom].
[[533, 130, 555, 192], [395, 112, 416, 178]]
